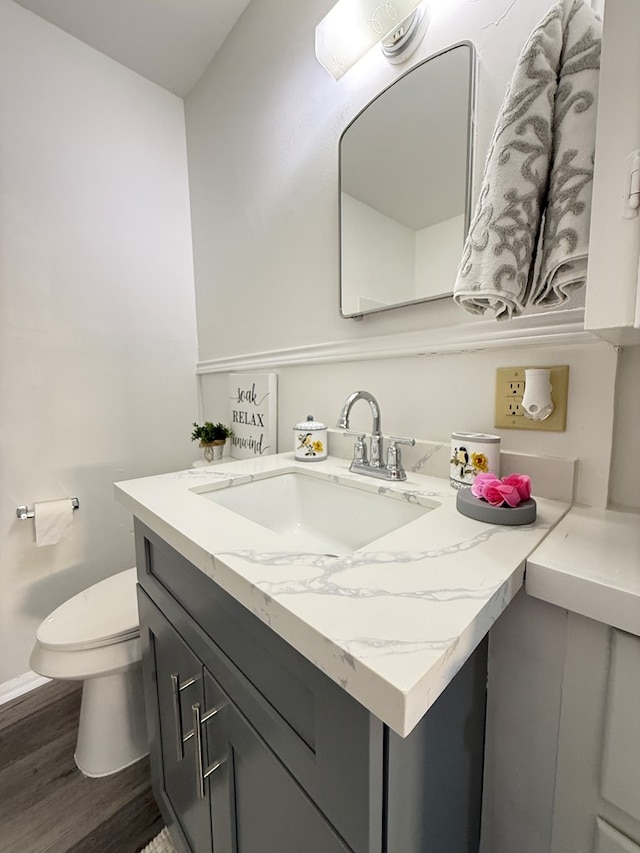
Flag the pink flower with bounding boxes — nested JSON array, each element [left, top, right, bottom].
[[502, 473, 532, 502], [469, 472, 532, 507], [471, 473, 500, 498], [482, 481, 521, 507]]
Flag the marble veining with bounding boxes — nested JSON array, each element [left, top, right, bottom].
[[377, 485, 443, 502], [236, 558, 505, 603], [409, 441, 447, 474], [331, 634, 460, 660], [115, 452, 569, 736], [218, 516, 547, 569], [159, 468, 234, 482]]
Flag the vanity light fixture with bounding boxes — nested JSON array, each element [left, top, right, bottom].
[[315, 0, 431, 80]]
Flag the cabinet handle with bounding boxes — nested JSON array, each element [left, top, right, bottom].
[[170, 672, 198, 761], [192, 702, 226, 800]]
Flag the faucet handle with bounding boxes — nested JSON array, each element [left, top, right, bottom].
[[385, 436, 414, 479], [352, 433, 368, 465], [339, 429, 370, 456], [386, 442, 401, 472], [387, 435, 416, 447], [340, 429, 369, 439], [385, 438, 412, 480]]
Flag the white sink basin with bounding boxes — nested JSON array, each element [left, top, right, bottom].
[[200, 471, 434, 554]]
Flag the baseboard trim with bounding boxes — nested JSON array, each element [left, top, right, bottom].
[[0, 671, 51, 706], [197, 309, 596, 375]]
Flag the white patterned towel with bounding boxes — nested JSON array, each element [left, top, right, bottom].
[[453, 0, 602, 320]]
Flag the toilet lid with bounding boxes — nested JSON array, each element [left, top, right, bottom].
[[37, 567, 140, 651]]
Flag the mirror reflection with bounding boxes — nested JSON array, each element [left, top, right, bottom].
[[340, 43, 475, 318]]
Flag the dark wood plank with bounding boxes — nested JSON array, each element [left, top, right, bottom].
[[0, 729, 78, 821], [1, 750, 158, 852], [0, 680, 82, 732], [0, 681, 82, 768], [64, 785, 163, 853], [0, 680, 162, 853]]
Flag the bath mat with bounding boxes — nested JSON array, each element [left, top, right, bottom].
[[139, 826, 176, 853]]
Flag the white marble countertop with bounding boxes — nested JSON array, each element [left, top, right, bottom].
[[115, 453, 569, 737], [526, 506, 640, 636]]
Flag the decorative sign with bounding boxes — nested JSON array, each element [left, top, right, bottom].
[[229, 373, 277, 459]]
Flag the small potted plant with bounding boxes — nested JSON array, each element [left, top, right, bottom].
[[191, 422, 233, 462]]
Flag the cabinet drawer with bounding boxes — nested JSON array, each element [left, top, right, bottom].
[[136, 520, 384, 853]]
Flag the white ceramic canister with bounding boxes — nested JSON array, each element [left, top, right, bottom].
[[449, 432, 501, 489], [294, 415, 328, 462]]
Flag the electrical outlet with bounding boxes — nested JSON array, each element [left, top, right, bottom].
[[495, 366, 569, 431], [504, 397, 523, 417]]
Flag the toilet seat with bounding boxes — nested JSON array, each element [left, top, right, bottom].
[[30, 635, 142, 681], [36, 567, 139, 652]]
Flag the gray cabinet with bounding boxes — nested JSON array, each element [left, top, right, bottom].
[[140, 591, 351, 853], [136, 520, 487, 853], [144, 598, 212, 852]]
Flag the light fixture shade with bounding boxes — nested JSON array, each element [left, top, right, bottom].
[[316, 0, 425, 80]]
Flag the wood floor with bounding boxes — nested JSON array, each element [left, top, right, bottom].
[[0, 679, 163, 853]]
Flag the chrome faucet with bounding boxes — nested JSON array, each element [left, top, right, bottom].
[[337, 391, 415, 481]]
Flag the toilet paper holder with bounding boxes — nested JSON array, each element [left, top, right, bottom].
[[16, 497, 79, 520]]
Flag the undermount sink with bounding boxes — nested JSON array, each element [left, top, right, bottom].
[[199, 470, 434, 554]]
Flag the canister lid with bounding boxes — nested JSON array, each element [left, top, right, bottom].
[[451, 432, 501, 443], [294, 414, 326, 431]]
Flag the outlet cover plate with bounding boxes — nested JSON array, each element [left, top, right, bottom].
[[495, 366, 569, 431]]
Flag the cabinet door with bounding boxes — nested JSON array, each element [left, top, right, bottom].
[[585, 0, 640, 345], [551, 617, 640, 853], [601, 631, 640, 824], [595, 819, 640, 853], [201, 670, 352, 853], [139, 589, 213, 853]]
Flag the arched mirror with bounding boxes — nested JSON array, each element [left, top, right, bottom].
[[339, 42, 475, 318]]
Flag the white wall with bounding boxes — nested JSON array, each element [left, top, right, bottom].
[[341, 199, 464, 310], [341, 192, 415, 312], [415, 214, 465, 299], [0, 0, 199, 681]]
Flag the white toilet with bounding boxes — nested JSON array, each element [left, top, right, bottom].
[[30, 567, 148, 778]]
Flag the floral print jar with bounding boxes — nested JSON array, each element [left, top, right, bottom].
[[450, 432, 501, 490], [294, 415, 328, 462]]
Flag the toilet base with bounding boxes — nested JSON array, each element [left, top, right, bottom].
[[74, 662, 148, 777]]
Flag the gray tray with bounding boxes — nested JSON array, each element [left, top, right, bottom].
[[456, 487, 537, 525]]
